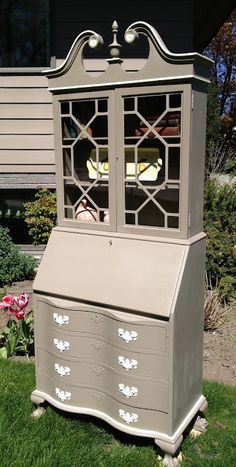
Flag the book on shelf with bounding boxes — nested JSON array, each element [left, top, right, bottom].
[[139, 112, 181, 128], [135, 126, 180, 138]]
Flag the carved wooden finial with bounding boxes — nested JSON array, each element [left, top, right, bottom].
[[108, 20, 122, 62]]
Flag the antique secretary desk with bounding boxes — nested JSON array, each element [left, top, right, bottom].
[[31, 21, 212, 465]]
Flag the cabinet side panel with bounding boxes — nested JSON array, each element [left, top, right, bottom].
[[171, 239, 205, 432], [189, 84, 207, 236]]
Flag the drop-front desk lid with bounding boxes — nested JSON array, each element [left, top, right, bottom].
[[33, 228, 189, 318]]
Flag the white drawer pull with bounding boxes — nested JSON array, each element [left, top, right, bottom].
[[55, 387, 71, 401], [118, 356, 138, 371], [119, 409, 138, 424], [53, 313, 69, 326], [54, 363, 71, 377], [119, 384, 138, 398], [53, 338, 70, 352], [118, 328, 138, 343]]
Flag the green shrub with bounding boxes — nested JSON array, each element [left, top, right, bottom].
[[0, 226, 36, 287], [204, 178, 236, 299], [23, 188, 57, 245]]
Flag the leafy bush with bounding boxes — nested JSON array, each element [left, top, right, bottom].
[[204, 178, 236, 299], [23, 188, 57, 245], [0, 226, 36, 288]]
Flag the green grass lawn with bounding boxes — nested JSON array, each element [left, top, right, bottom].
[[0, 360, 235, 467]]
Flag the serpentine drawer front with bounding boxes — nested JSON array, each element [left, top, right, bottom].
[[37, 298, 168, 354], [36, 326, 168, 380], [37, 348, 168, 411], [34, 294, 171, 431], [36, 371, 170, 434]]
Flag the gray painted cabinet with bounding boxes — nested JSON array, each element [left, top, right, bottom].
[[31, 22, 212, 465]]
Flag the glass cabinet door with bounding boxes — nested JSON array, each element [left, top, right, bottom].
[[117, 89, 183, 234], [56, 87, 185, 237], [58, 91, 115, 230]]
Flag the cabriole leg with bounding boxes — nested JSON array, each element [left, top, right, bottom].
[[31, 390, 46, 418], [191, 397, 208, 436], [155, 434, 183, 467]]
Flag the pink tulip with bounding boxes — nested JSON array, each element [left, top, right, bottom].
[[15, 293, 29, 310], [14, 309, 26, 320], [0, 294, 15, 309]]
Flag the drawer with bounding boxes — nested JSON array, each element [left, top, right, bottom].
[[35, 371, 170, 434], [36, 297, 168, 354], [37, 349, 169, 411], [36, 324, 169, 380]]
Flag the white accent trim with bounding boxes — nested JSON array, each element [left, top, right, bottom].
[[43, 30, 103, 76], [48, 74, 210, 93], [124, 21, 213, 64]]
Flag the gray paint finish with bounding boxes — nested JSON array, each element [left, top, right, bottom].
[[34, 228, 187, 318], [32, 22, 210, 461]]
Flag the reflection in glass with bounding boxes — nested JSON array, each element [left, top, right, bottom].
[[90, 115, 108, 138], [124, 97, 135, 111], [138, 95, 166, 118], [87, 147, 109, 180], [124, 147, 163, 182], [63, 149, 72, 176], [169, 93, 181, 108], [64, 207, 73, 219], [168, 147, 180, 180], [62, 117, 77, 143], [123, 92, 181, 229], [138, 202, 165, 227], [154, 188, 179, 214], [167, 216, 179, 228], [61, 97, 110, 224], [98, 100, 108, 112], [61, 102, 70, 114]]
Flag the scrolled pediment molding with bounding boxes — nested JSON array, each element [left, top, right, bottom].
[[124, 21, 213, 66], [45, 30, 104, 78]]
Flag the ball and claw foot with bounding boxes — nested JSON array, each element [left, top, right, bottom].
[[192, 415, 208, 434], [31, 391, 46, 418], [31, 406, 46, 418], [155, 435, 183, 467], [161, 453, 181, 467]]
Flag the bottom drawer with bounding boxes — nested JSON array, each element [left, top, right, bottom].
[[35, 371, 170, 435]]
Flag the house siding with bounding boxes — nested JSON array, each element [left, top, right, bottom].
[[0, 74, 54, 176], [0, 1, 194, 179]]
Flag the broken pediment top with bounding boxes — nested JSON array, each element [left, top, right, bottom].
[[43, 20, 213, 86]]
